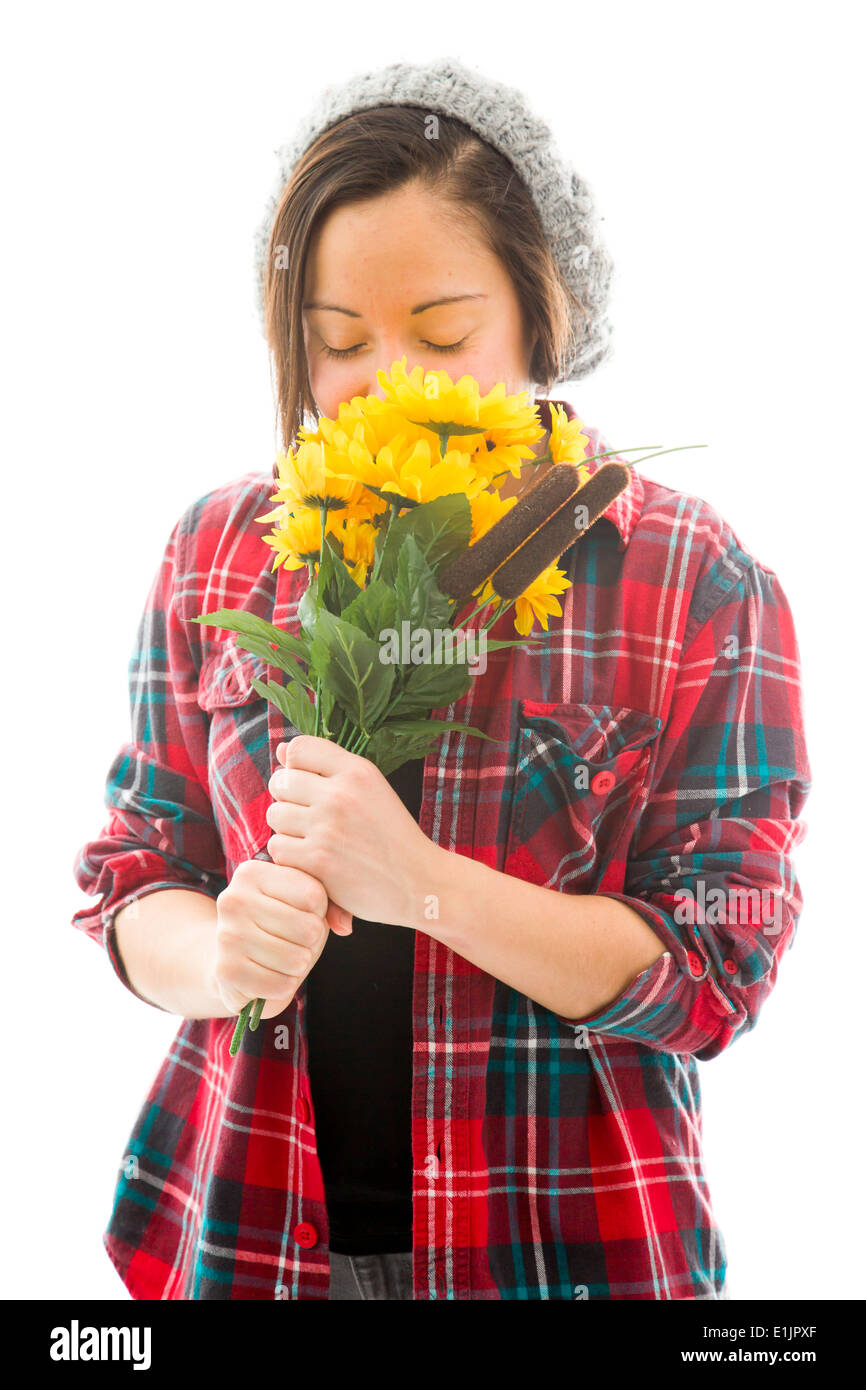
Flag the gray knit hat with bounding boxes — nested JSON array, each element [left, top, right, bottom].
[[253, 56, 614, 382]]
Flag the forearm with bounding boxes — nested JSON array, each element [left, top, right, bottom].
[[410, 845, 667, 1021], [113, 888, 231, 1019]]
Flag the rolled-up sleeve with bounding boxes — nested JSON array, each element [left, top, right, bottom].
[[72, 511, 228, 1003], [558, 559, 811, 1059]]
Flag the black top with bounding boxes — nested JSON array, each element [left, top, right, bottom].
[[304, 754, 425, 1255]]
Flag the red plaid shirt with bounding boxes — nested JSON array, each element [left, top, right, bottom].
[[72, 402, 810, 1299]]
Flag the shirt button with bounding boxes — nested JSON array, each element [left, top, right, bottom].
[[591, 770, 616, 795], [686, 950, 704, 977], [295, 1096, 309, 1123], [293, 1222, 318, 1249], [722, 958, 737, 974]]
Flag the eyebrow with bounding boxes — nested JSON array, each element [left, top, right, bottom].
[[302, 294, 487, 317]]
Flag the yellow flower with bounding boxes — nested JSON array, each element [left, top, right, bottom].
[[332, 514, 378, 583], [549, 404, 591, 480], [255, 370, 578, 628], [328, 432, 488, 508], [477, 402, 591, 496], [265, 439, 370, 518], [376, 358, 482, 427], [467, 488, 518, 545], [315, 396, 432, 459], [375, 359, 544, 466], [470, 438, 538, 491], [510, 562, 572, 636], [260, 506, 341, 573]]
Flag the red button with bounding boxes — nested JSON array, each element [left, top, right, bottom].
[[295, 1096, 309, 1123], [722, 958, 737, 975], [686, 951, 704, 977], [591, 770, 616, 795], [293, 1222, 318, 1249]]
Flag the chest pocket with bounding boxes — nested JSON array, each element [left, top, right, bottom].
[[196, 639, 274, 866], [197, 639, 270, 711], [504, 700, 662, 892]]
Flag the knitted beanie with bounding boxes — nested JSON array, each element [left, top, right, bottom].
[[252, 56, 614, 383]]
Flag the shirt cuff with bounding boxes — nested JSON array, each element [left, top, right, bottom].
[[550, 892, 743, 1046], [80, 881, 221, 1010]]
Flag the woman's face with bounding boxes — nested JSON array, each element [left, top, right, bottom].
[[301, 179, 538, 418]]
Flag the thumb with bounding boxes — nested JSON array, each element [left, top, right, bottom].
[[326, 898, 353, 935]]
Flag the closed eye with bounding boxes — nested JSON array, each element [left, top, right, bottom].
[[321, 338, 467, 360]]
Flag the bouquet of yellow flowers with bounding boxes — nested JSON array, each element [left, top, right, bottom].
[[191, 358, 688, 1055]]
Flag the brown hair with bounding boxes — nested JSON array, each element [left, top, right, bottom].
[[262, 106, 582, 452]]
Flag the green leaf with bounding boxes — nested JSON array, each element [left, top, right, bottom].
[[362, 717, 503, 776], [297, 582, 320, 641], [320, 531, 363, 615], [377, 494, 472, 589], [251, 676, 317, 735], [307, 609, 395, 731], [317, 683, 337, 738], [396, 657, 475, 710], [360, 728, 439, 777], [312, 535, 335, 608], [378, 700, 439, 723], [305, 630, 329, 685], [188, 608, 310, 662], [285, 682, 318, 735], [341, 578, 398, 642], [377, 717, 500, 742], [230, 632, 313, 688], [393, 535, 454, 634]]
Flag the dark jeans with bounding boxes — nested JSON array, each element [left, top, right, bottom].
[[328, 1249, 414, 1300], [327, 1249, 728, 1299]]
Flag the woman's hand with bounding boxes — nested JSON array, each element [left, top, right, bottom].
[[265, 736, 436, 928], [211, 857, 353, 1021]]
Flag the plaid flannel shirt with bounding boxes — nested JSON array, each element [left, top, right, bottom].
[[72, 403, 810, 1299]]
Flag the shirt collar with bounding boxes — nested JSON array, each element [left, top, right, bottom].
[[540, 398, 642, 551]]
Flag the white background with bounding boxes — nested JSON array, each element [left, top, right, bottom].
[[2, 0, 862, 1300]]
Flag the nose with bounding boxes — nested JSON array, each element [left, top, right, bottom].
[[358, 339, 415, 397]]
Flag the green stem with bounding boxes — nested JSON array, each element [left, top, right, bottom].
[[487, 443, 673, 490], [230, 1000, 253, 1057], [313, 507, 325, 737], [234, 550, 325, 1060], [346, 725, 368, 755], [370, 503, 396, 585], [625, 443, 707, 468], [488, 452, 552, 487], [232, 507, 341, 1060], [484, 597, 515, 630], [454, 595, 494, 630]]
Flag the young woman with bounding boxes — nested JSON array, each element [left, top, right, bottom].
[[72, 58, 810, 1301]]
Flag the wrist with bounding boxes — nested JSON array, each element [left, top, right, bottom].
[[404, 836, 470, 940], [402, 836, 449, 934]]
